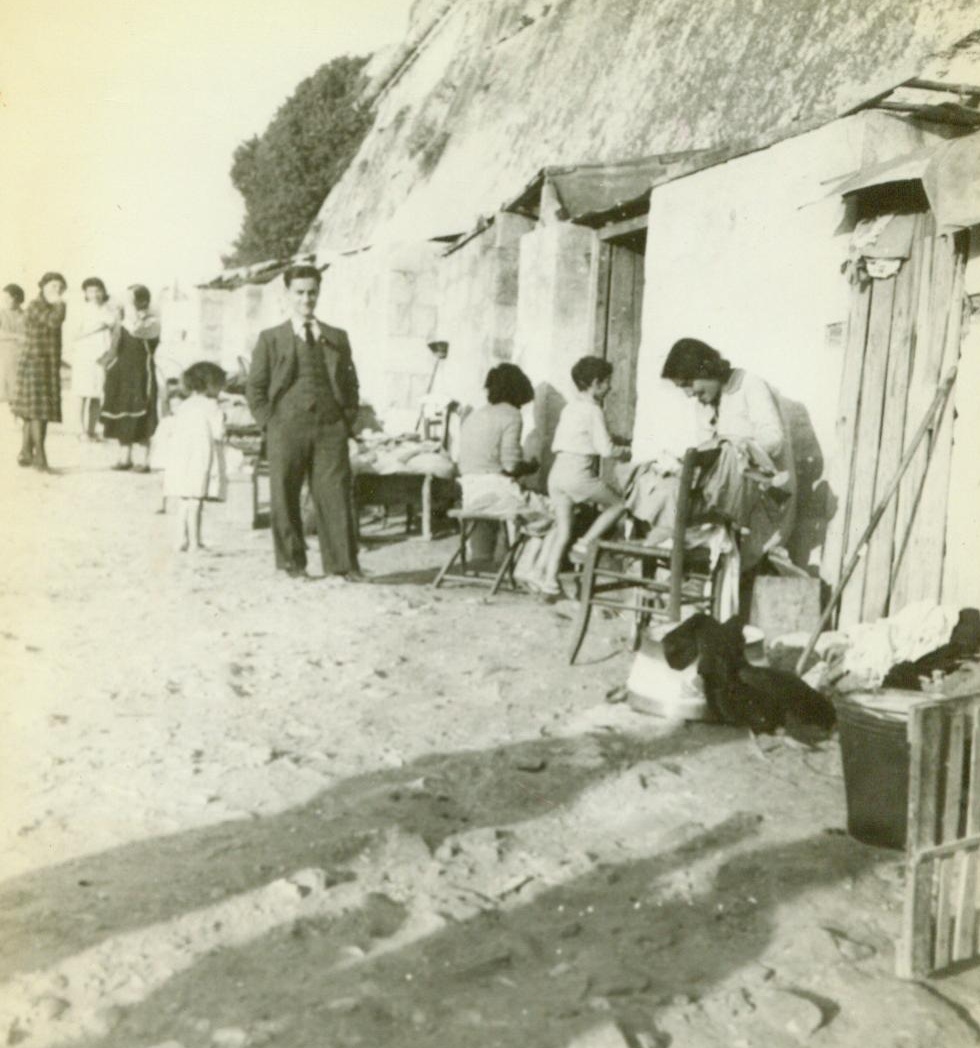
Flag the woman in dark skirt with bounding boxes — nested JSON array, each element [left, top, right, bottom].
[[101, 284, 160, 471], [11, 272, 68, 471]]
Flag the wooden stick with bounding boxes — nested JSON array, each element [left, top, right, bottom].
[[795, 367, 958, 675], [887, 425, 939, 601]]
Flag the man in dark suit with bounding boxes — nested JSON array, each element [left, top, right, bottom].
[[247, 264, 361, 579]]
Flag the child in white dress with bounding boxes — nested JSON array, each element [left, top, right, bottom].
[[165, 362, 227, 552]]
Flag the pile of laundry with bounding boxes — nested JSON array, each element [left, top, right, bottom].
[[794, 601, 980, 696], [351, 433, 456, 479]]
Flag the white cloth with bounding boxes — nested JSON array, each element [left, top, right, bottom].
[[460, 473, 551, 526], [164, 394, 227, 500], [695, 369, 784, 458], [832, 601, 962, 692], [551, 393, 615, 458], [71, 301, 119, 398]]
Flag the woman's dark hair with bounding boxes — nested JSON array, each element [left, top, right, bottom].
[[81, 276, 107, 297], [570, 356, 613, 392], [38, 271, 67, 293], [661, 338, 732, 383], [485, 363, 534, 408], [130, 284, 152, 310], [284, 264, 322, 288], [182, 361, 226, 394], [3, 284, 25, 307]]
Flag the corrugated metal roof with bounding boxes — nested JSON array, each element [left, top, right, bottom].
[[503, 149, 726, 222], [832, 130, 980, 230]]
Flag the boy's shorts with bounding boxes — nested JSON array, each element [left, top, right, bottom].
[[548, 452, 621, 507]]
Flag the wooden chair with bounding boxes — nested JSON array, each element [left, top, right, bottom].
[[898, 691, 980, 978], [568, 447, 730, 664], [432, 510, 531, 597]]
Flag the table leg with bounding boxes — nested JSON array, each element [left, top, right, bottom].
[[422, 474, 433, 541]]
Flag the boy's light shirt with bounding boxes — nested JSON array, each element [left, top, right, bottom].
[[552, 391, 615, 458]]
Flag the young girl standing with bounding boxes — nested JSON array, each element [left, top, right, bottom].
[[165, 362, 227, 552]]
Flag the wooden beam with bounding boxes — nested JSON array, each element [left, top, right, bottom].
[[906, 77, 980, 97], [598, 214, 648, 241]]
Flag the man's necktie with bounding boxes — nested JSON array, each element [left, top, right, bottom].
[[304, 322, 316, 349]]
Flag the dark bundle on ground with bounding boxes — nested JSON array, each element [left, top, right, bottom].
[[882, 608, 980, 690], [663, 613, 836, 743]]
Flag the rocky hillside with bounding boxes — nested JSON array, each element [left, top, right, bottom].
[[303, 0, 979, 253]]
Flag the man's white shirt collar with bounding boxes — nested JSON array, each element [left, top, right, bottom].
[[291, 316, 320, 339]]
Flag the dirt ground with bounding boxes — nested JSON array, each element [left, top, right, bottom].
[[2, 422, 979, 1048]]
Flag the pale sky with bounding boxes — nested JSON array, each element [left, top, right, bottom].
[[0, 0, 412, 297]]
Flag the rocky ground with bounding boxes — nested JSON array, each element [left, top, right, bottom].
[[1, 423, 979, 1048]]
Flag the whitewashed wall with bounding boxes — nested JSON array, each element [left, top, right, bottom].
[[319, 241, 442, 433], [633, 112, 958, 567], [513, 220, 596, 475], [437, 211, 534, 410]]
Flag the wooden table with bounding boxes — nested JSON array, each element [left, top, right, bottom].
[[251, 448, 458, 540], [354, 471, 458, 540]]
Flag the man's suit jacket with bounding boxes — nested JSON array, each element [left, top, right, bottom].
[[246, 319, 359, 429]]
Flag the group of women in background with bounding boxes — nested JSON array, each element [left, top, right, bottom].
[[456, 337, 796, 599], [0, 274, 161, 472]]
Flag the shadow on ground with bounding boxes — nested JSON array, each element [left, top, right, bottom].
[[77, 825, 876, 1048], [0, 726, 730, 980]]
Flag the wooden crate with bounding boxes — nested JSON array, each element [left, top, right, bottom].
[[897, 691, 980, 978]]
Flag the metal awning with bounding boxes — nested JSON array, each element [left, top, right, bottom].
[[832, 131, 980, 230], [503, 148, 729, 224]]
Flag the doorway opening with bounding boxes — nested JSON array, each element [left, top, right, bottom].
[[591, 215, 647, 441]]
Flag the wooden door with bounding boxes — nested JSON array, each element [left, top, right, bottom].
[[592, 223, 646, 441], [823, 191, 969, 627]]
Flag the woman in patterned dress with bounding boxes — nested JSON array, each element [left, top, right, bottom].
[[11, 272, 68, 471], [100, 284, 160, 471]]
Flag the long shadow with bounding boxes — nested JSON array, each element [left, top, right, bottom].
[[78, 825, 877, 1048], [0, 725, 729, 980], [529, 381, 566, 493], [776, 393, 831, 570], [368, 567, 442, 586]]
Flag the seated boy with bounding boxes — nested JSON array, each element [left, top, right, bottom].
[[539, 356, 630, 596]]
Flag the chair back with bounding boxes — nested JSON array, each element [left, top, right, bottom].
[[668, 447, 719, 619]]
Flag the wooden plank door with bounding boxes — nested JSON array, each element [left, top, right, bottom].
[[593, 233, 645, 442], [891, 230, 969, 610], [826, 198, 968, 628]]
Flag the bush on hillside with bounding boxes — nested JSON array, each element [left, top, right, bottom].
[[225, 54, 371, 266]]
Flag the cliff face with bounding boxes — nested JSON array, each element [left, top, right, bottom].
[[304, 0, 979, 253]]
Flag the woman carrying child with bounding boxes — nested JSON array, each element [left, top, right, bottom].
[[539, 356, 630, 597], [165, 362, 227, 552]]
